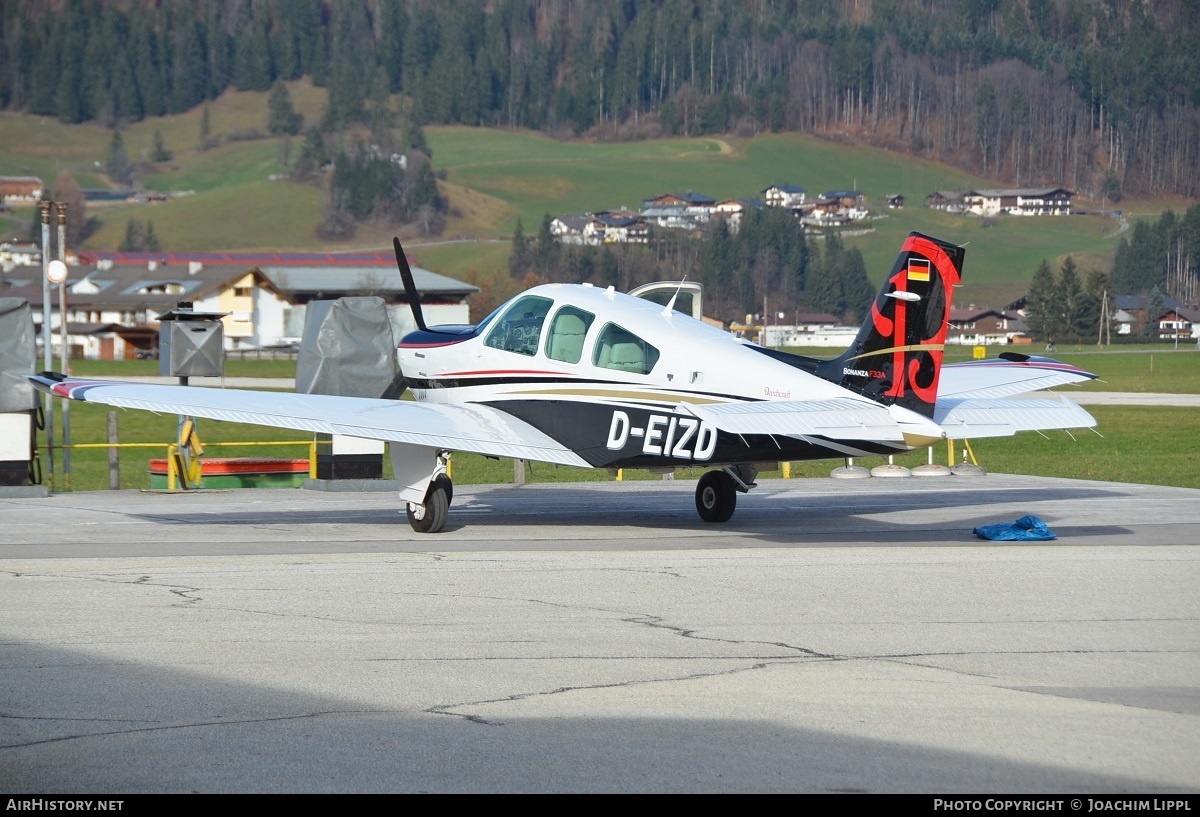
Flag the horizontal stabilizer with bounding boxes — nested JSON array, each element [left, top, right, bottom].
[[939, 357, 1096, 399], [685, 397, 904, 442], [28, 375, 590, 467], [934, 395, 1096, 438]]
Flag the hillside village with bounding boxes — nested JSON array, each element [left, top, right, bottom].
[[550, 185, 1078, 247]]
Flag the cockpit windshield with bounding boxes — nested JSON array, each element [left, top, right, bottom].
[[484, 295, 554, 357]]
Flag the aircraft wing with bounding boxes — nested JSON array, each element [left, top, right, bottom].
[[28, 376, 591, 467], [684, 397, 904, 442], [934, 395, 1097, 438], [938, 356, 1096, 399]]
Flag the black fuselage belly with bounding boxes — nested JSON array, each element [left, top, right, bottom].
[[488, 399, 894, 468]]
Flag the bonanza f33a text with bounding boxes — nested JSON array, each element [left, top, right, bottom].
[[31, 233, 1097, 533]]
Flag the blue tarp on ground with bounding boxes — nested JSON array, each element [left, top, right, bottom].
[[973, 514, 1057, 541]]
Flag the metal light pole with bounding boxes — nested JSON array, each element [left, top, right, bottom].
[[38, 201, 54, 489], [56, 203, 70, 489]]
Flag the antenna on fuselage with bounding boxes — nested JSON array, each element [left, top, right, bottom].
[[393, 237, 428, 332], [661, 277, 688, 318]]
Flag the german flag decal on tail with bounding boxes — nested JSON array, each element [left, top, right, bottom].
[[907, 257, 931, 282]]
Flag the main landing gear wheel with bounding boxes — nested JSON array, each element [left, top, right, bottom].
[[433, 473, 453, 507], [407, 476, 451, 533], [696, 470, 737, 523]]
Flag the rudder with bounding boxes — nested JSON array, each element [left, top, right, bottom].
[[816, 232, 964, 417]]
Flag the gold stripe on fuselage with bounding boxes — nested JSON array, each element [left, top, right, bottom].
[[844, 343, 944, 362], [503, 386, 731, 405]]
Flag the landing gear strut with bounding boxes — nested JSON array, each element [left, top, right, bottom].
[[695, 465, 758, 524]]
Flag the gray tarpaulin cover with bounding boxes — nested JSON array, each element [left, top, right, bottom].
[[295, 297, 396, 397], [973, 514, 1057, 541], [0, 298, 37, 412]]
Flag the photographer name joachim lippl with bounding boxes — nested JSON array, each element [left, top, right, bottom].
[[1088, 803, 1190, 813], [934, 801, 1191, 812]]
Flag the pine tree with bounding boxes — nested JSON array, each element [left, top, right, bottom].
[[267, 81, 302, 135], [1077, 268, 1108, 341], [403, 121, 430, 158], [701, 219, 735, 295], [378, 0, 407, 93], [106, 131, 133, 185], [119, 218, 144, 251], [1058, 256, 1085, 340], [292, 126, 326, 181], [368, 68, 395, 148], [170, 11, 208, 113], [199, 105, 212, 147], [533, 213, 557, 276], [1141, 287, 1166, 338], [805, 236, 846, 317], [133, 16, 166, 117], [840, 248, 875, 323], [1025, 259, 1060, 342], [233, 16, 273, 91], [151, 130, 172, 162], [144, 220, 161, 251], [509, 217, 529, 278]]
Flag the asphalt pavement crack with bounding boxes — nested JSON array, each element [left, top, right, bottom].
[[426, 659, 795, 727], [622, 612, 839, 659], [1, 710, 384, 750]]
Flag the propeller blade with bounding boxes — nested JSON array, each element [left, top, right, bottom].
[[393, 237, 427, 332], [379, 369, 409, 401]]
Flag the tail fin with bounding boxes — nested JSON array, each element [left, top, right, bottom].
[[816, 232, 964, 418]]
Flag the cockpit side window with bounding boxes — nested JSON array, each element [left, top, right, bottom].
[[544, 306, 595, 365], [592, 322, 660, 375], [484, 295, 554, 357]]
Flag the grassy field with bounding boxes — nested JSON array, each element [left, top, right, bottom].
[[0, 88, 1163, 309], [1046, 347, 1200, 393], [427, 127, 1122, 306]]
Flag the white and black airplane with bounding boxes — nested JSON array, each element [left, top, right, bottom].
[[31, 232, 1097, 533]]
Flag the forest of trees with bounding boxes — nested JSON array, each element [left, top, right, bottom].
[[2, 0, 1198, 200], [1111, 205, 1200, 306], [1024, 255, 1107, 343], [1019, 203, 1200, 342]]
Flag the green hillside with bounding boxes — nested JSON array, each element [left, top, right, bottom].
[[0, 88, 1185, 308], [429, 127, 1127, 306]]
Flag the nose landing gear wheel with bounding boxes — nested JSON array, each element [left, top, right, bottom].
[[407, 477, 451, 533], [696, 470, 737, 523]]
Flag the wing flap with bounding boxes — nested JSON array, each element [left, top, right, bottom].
[[685, 397, 904, 442], [934, 395, 1097, 438], [30, 376, 590, 467]]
